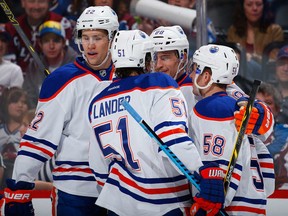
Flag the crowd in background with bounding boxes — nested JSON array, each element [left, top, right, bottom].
[[0, 0, 287, 191]]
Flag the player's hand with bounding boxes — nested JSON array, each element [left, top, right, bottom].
[[234, 97, 273, 135], [190, 162, 225, 216], [4, 179, 35, 216]]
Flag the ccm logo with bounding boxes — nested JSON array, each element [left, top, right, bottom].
[[5, 192, 31, 201]]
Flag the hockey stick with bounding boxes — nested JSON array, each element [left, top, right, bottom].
[[0, 0, 50, 76], [121, 100, 228, 216], [224, 79, 261, 193]]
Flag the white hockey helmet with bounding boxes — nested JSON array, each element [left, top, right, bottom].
[[75, 6, 119, 44], [111, 30, 153, 68], [193, 44, 239, 84], [150, 25, 189, 59]]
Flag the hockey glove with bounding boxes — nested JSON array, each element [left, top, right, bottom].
[[190, 162, 225, 216], [4, 179, 35, 216], [234, 97, 273, 135]]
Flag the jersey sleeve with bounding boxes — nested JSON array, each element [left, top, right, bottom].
[[151, 87, 203, 175], [12, 75, 73, 183], [253, 136, 275, 196]]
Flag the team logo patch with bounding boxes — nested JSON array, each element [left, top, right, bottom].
[[209, 46, 219, 53], [99, 70, 107, 77]]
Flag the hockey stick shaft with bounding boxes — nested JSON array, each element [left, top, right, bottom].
[[121, 100, 228, 216], [121, 100, 200, 190], [224, 79, 261, 193], [0, 0, 50, 76]]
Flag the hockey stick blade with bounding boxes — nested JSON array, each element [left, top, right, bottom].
[[121, 100, 228, 216], [224, 79, 261, 193], [0, 0, 50, 76]]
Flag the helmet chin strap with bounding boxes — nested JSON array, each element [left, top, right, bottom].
[[173, 57, 188, 80], [194, 74, 214, 97]]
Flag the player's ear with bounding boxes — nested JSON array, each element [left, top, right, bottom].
[[203, 69, 212, 84]]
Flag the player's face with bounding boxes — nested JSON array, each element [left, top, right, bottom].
[[81, 29, 111, 70], [276, 58, 288, 82], [243, 0, 263, 24], [40, 33, 65, 61], [153, 50, 180, 78], [21, 0, 49, 21]]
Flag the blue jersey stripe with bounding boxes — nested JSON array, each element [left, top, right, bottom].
[[232, 196, 267, 205], [55, 161, 90, 166], [53, 175, 95, 181], [23, 134, 57, 150], [18, 151, 47, 162]]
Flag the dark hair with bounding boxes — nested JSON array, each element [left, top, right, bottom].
[[0, 87, 29, 123], [232, 0, 274, 37], [115, 67, 145, 78]]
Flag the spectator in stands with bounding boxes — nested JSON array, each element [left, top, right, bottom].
[[0, 25, 24, 95], [115, 0, 138, 30], [256, 81, 288, 190], [70, 0, 89, 22], [0, 87, 29, 189], [23, 20, 78, 108], [49, 0, 75, 21], [227, 0, 284, 64], [270, 44, 288, 124], [274, 138, 288, 190], [5, 0, 73, 75], [256, 82, 286, 148]]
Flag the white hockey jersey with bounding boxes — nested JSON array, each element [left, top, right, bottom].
[[12, 57, 114, 197], [190, 91, 275, 216], [88, 73, 203, 216]]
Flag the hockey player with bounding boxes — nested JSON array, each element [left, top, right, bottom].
[[88, 29, 225, 216], [150, 25, 274, 143], [3, 6, 119, 216], [189, 44, 275, 215], [150, 25, 198, 114]]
